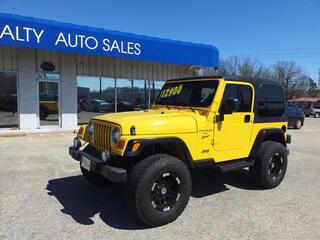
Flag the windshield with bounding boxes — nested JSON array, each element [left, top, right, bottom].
[[155, 80, 218, 107]]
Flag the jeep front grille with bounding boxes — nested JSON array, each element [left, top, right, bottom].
[[92, 120, 112, 151]]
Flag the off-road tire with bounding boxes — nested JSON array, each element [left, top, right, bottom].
[[250, 141, 288, 189], [126, 154, 192, 227], [80, 164, 111, 186]]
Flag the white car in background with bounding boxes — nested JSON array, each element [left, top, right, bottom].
[[80, 99, 113, 113], [312, 105, 320, 118]]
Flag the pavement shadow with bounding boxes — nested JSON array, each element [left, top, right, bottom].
[[46, 176, 147, 230], [46, 168, 260, 230], [191, 168, 262, 198]]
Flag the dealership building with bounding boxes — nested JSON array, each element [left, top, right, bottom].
[[0, 13, 219, 132]]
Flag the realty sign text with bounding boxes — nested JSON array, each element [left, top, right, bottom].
[[0, 19, 141, 58]]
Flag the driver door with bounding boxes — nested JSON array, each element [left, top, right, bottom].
[[213, 83, 254, 160]]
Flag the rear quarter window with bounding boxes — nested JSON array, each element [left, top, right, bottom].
[[257, 85, 285, 117]]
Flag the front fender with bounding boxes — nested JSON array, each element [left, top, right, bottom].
[[77, 125, 90, 142], [123, 137, 195, 167]]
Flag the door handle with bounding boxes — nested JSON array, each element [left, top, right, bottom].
[[244, 114, 251, 122]]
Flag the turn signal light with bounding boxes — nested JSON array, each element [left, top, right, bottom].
[[132, 143, 141, 152], [117, 139, 125, 150], [78, 126, 84, 136]]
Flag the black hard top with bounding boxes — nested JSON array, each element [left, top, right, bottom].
[[166, 75, 281, 89]]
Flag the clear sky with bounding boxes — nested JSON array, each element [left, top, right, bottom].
[[0, 0, 319, 80]]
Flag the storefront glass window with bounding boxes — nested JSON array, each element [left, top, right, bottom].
[[0, 72, 18, 128], [101, 77, 115, 107], [117, 79, 147, 112], [150, 80, 164, 106], [77, 76, 164, 125], [77, 76, 115, 124]]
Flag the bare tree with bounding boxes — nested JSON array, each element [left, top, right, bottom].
[[307, 78, 320, 97], [216, 59, 228, 76], [216, 56, 271, 78], [224, 56, 241, 75], [198, 56, 317, 99], [271, 61, 303, 99], [239, 57, 260, 76], [288, 74, 309, 98]]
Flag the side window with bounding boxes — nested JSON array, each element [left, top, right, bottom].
[[238, 85, 252, 112], [220, 85, 238, 111], [257, 85, 285, 117], [288, 106, 296, 113], [220, 84, 252, 112]]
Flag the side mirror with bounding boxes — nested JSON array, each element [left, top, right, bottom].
[[215, 114, 224, 122], [216, 98, 239, 122], [221, 98, 239, 115]]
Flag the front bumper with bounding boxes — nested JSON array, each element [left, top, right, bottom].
[[69, 146, 127, 183]]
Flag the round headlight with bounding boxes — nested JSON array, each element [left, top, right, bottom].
[[111, 127, 120, 144], [88, 121, 94, 136]]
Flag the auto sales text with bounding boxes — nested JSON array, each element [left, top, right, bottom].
[[0, 25, 141, 56]]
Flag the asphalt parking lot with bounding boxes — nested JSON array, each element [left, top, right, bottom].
[[0, 118, 319, 240]]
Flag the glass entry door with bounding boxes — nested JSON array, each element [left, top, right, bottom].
[[38, 81, 60, 126], [0, 72, 18, 129]]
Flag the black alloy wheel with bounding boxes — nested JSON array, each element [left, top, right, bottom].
[[126, 154, 192, 227], [268, 153, 284, 180], [250, 141, 288, 189], [150, 172, 181, 212]]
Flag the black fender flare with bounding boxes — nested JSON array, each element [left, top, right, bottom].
[[123, 137, 195, 168], [249, 128, 286, 158]]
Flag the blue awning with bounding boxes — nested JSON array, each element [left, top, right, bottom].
[[0, 13, 219, 68]]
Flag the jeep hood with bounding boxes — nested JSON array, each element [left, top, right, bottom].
[[92, 109, 198, 135]]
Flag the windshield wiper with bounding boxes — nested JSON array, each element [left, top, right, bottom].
[[188, 106, 196, 112], [174, 102, 195, 112]]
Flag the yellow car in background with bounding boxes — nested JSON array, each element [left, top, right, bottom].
[[39, 100, 58, 120], [40, 100, 81, 120]]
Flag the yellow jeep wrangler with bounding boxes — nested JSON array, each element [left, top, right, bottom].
[[69, 76, 291, 226]]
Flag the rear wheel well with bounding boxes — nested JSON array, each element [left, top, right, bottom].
[[250, 129, 286, 158], [263, 132, 286, 146]]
